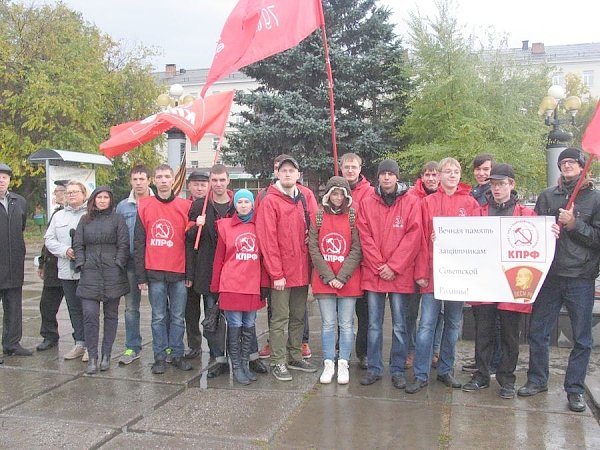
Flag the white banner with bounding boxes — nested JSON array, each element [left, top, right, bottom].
[[433, 216, 556, 303]]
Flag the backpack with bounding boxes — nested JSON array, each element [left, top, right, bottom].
[[315, 207, 356, 229]]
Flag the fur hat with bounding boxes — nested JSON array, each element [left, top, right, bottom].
[[322, 176, 352, 207]]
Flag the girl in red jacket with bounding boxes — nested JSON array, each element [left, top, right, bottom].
[[308, 176, 362, 384], [211, 189, 265, 385]]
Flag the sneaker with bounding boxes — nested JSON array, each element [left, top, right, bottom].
[[337, 359, 349, 385], [82, 348, 89, 362], [288, 359, 317, 373], [165, 347, 173, 364], [272, 363, 292, 381], [320, 359, 335, 384], [258, 343, 271, 359], [184, 348, 202, 359], [151, 359, 166, 375], [172, 357, 193, 371], [119, 349, 141, 365], [499, 384, 516, 399], [405, 352, 414, 369], [461, 362, 477, 373], [358, 355, 368, 370], [64, 344, 85, 360], [302, 343, 312, 358]]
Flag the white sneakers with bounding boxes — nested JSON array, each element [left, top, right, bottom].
[[320, 359, 350, 384], [320, 359, 335, 384], [64, 344, 85, 360], [337, 359, 349, 385]]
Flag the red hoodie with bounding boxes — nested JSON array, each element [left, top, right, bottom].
[[349, 175, 373, 209]]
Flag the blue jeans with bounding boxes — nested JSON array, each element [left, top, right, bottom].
[[318, 297, 357, 361], [61, 279, 85, 345], [413, 294, 464, 381], [366, 291, 409, 376], [225, 310, 257, 328], [147, 280, 187, 360], [433, 305, 444, 353], [124, 267, 142, 353], [527, 275, 594, 394]]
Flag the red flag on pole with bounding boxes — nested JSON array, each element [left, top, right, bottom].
[[100, 90, 235, 157], [201, 0, 323, 97], [582, 101, 600, 156]]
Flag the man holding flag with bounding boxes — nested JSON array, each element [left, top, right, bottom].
[[518, 147, 600, 413]]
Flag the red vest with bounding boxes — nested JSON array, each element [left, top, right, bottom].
[[137, 196, 189, 274], [311, 212, 362, 297]]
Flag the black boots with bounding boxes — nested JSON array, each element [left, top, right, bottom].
[[85, 357, 98, 375], [100, 354, 111, 371], [241, 327, 258, 381], [228, 327, 250, 385]]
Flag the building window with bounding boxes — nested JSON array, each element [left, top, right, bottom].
[[552, 72, 564, 86], [583, 71, 594, 88], [212, 137, 220, 150], [190, 160, 198, 168]]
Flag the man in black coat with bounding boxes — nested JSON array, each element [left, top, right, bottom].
[[0, 163, 32, 358]]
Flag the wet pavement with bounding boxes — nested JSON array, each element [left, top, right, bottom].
[[0, 241, 598, 449]]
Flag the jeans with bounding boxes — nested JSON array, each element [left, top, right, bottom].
[[82, 298, 120, 359], [366, 291, 410, 376], [405, 293, 421, 353], [225, 310, 257, 328], [123, 267, 142, 353], [61, 279, 85, 345], [318, 297, 356, 361], [39, 285, 64, 342], [413, 294, 464, 381], [527, 275, 595, 394], [203, 294, 226, 362], [433, 305, 444, 353], [147, 280, 187, 360], [269, 286, 308, 365]]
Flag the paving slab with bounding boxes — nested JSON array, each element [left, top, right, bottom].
[[0, 368, 75, 411], [0, 415, 114, 449], [101, 431, 262, 449], [4, 376, 182, 428], [131, 387, 304, 444], [449, 404, 600, 449], [271, 395, 443, 449], [586, 374, 600, 408]]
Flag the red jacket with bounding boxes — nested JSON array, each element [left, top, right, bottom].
[[408, 178, 434, 199], [349, 176, 372, 209], [416, 183, 480, 293], [256, 184, 318, 288], [356, 186, 422, 293], [211, 215, 265, 311], [478, 200, 536, 313]]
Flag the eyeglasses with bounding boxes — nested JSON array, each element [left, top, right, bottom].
[[559, 159, 578, 167], [66, 190, 82, 195]]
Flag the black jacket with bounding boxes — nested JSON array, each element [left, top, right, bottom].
[[535, 178, 600, 279], [73, 210, 130, 301], [187, 196, 235, 295], [39, 207, 63, 287], [0, 192, 26, 289]]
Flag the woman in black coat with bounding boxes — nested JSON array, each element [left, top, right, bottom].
[[74, 186, 129, 374]]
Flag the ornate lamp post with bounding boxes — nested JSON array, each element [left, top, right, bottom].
[[539, 85, 581, 186]]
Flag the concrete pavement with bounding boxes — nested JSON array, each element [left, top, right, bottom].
[[0, 241, 598, 449]]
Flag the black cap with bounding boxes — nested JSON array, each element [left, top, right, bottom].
[[377, 159, 400, 178], [0, 163, 12, 176], [557, 147, 585, 169], [279, 157, 300, 170], [54, 179, 69, 187], [187, 170, 209, 183], [487, 163, 515, 180]]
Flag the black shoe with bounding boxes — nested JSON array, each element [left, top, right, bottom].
[[461, 362, 477, 373], [499, 384, 516, 399], [517, 381, 548, 397], [100, 354, 111, 371], [184, 348, 202, 359], [4, 345, 33, 356], [405, 378, 428, 394], [437, 373, 462, 388], [462, 377, 490, 392], [249, 358, 268, 374], [151, 359, 166, 375], [358, 356, 368, 370], [360, 372, 382, 385], [207, 362, 228, 379], [0, 357, 3, 364], [392, 374, 407, 389], [172, 357, 193, 371], [36, 339, 58, 351], [287, 359, 317, 373], [85, 358, 98, 375], [567, 393, 586, 412]]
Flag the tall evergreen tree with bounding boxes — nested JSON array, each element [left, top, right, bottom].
[[223, 0, 409, 186]]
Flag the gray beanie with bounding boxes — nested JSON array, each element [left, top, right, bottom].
[[377, 159, 400, 178]]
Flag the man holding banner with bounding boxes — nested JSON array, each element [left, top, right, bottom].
[[518, 148, 600, 413]]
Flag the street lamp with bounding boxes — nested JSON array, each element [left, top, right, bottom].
[[156, 84, 195, 171], [539, 85, 581, 186]]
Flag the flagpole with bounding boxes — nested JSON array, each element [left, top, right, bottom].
[[194, 133, 227, 250], [318, 1, 339, 176]]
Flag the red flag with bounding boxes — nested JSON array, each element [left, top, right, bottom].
[[582, 101, 600, 156], [201, 0, 323, 97], [100, 90, 235, 158]]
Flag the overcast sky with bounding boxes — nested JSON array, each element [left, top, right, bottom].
[[36, 0, 600, 71]]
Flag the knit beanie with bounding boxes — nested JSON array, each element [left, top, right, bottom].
[[377, 159, 400, 178], [234, 189, 254, 206], [557, 147, 585, 169]]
